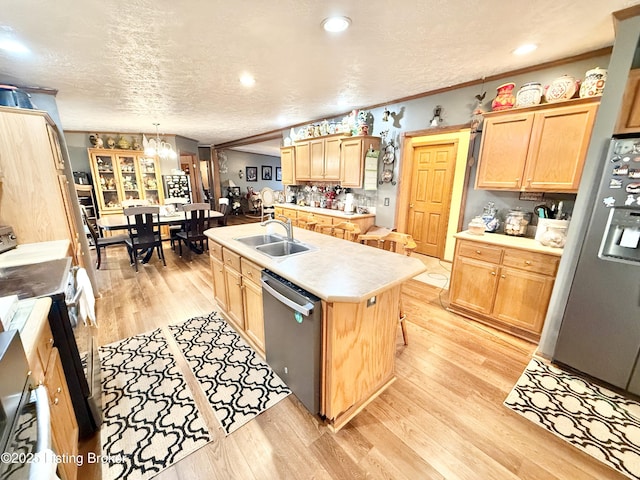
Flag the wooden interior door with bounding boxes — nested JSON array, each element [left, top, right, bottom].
[[406, 142, 457, 258], [180, 153, 201, 202]]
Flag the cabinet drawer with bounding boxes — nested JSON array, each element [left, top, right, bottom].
[[241, 258, 262, 285], [457, 241, 503, 264], [502, 249, 559, 276], [223, 248, 241, 271], [209, 241, 223, 261], [280, 208, 297, 221]]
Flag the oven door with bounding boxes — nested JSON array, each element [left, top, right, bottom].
[[1, 385, 60, 480]]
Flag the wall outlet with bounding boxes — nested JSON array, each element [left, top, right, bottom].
[[384, 197, 390, 206]]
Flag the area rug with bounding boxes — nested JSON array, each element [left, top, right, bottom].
[[168, 312, 291, 435], [505, 357, 640, 479], [100, 328, 211, 480]]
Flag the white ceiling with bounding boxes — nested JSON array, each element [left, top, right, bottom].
[[0, 0, 637, 157]]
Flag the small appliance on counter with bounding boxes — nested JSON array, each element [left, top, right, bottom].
[[0, 226, 17, 254]]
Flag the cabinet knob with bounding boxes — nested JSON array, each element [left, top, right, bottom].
[[54, 398, 59, 406], [476, 250, 481, 254], [515, 178, 520, 182], [247, 271, 252, 277], [491, 271, 496, 276], [49, 338, 54, 345], [56, 387, 62, 394], [525, 260, 531, 265], [501, 274, 506, 278], [409, 204, 414, 208]]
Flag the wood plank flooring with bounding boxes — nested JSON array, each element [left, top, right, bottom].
[[78, 238, 625, 480]]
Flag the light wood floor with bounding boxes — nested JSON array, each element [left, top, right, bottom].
[[78, 240, 625, 480]]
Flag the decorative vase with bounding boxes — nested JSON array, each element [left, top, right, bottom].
[[545, 74, 580, 103], [491, 82, 516, 111], [580, 67, 607, 98], [117, 136, 130, 150], [515, 82, 543, 108]]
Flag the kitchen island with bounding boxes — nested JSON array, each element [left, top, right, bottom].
[[205, 223, 426, 431]]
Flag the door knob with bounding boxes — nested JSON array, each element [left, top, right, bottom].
[[409, 203, 414, 208]]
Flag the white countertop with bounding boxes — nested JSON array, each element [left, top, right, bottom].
[[0, 240, 71, 268], [206, 224, 426, 303], [274, 203, 375, 219], [454, 231, 563, 256]]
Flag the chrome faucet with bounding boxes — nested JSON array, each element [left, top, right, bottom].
[[261, 215, 294, 242]]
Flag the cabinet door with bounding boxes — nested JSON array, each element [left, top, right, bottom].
[[90, 151, 123, 212], [46, 347, 79, 480], [615, 69, 640, 135], [341, 138, 364, 187], [46, 123, 65, 170], [492, 266, 554, 334], [524, 103, 598, 192], [225, 266, 245, 331], [137, 155, 163, 204], [117, 153, 142, 202], [309, 139, 325, 179], [280, 147, 296, 185], [294, 141, 311, 180], [449, 256, 498, 315], [475, 113, 533, 190], [243, 279, 265, 356], [323, 137, 341, 181], [210, 255, 228, 312]]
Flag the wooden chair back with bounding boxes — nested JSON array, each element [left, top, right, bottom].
[[124, 206, 161, 247], [380, 232, 417, 256], [179, 203, 212, 240], [296, 214, 318, 230], [326, 221, 361, 241]]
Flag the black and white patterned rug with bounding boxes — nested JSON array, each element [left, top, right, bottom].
[[100, 328, 211, 480], [168, 312, 291, 435], [505, 357, 640, 479]]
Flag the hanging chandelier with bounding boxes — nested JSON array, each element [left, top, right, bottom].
[[143, 123, 177, 160]]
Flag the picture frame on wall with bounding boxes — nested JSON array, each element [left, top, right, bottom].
[[246, 166, 257, 182], [262, 165, 273, 181], [276, 167, 282, 182]]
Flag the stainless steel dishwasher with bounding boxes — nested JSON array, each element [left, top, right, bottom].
[[261, 269, 322, 414]]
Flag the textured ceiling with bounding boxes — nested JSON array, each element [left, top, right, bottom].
[[0, 0, 637, 154]]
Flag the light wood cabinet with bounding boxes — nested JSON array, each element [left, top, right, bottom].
[[210, 241, 265, 355], [280, 146, 296, 185], [340, 136, 381, 188], [88, 148, 164, 215], [294, 141, 312, 181], [476, 99, 598, 192], [0, 107, 83, 266], [449, 237, 560, 341], [615, 68, 640, 134]]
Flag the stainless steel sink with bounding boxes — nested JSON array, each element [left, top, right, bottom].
[[255, 240, 313, 257], [234, 234, 284, 247]]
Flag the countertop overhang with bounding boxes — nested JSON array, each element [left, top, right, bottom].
[[206, 224, 426, 303], [274, 203, 375, 219], [454, 231, 563, 256]]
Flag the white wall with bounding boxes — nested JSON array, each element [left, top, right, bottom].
[[219, 149, 283, 196]]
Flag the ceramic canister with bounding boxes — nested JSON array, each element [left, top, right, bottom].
[[491, 82, 516, 111], [545, 74, 579, 103], [580, 67, 607, 98], [515, 82, 543, 108]]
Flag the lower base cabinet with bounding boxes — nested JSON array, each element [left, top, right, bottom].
[[448, 237, 559, 341], [210, 241, 265, 356]]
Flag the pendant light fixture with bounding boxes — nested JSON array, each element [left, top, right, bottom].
[[143, 123, 177, 160]]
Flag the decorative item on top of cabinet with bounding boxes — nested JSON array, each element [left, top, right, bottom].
[[580, 67, 607, 98], [491, 82, 516, 111], [515, 82, 543, 108], [544, 74, 580, 103], [475, 98, 599, 192]]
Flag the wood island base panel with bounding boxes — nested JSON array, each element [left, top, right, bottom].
[[205, 224, 426, 431]]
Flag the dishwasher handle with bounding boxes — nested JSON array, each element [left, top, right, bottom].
[[261, 277, 315, 316]]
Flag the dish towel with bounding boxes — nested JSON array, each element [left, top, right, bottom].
[[76, 267, 96, 326]]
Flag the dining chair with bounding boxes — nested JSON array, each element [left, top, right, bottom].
[[317, 221, 361, 241], [164, 197, 190, 250], [81, 206, 128, 269], [296, 214, 317, 231], [124, 206, 166, 272], [176, 203, 212, 258], [260, 187, 276, 222], [217, 198, 229, 226]]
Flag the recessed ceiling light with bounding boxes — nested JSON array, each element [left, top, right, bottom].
[[239, 73, 255, 87], [322, 16, 351, 33], [513, 44, 537, 55]]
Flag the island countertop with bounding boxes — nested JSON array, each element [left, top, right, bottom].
[[205, 224, 426, 303]]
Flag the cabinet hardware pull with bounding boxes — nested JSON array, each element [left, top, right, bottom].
[[491, 271, 496, 276], [476, 250, 481, 254], [49, 338, 54, 345], [54, 398, 59, 405], [56, 387, 62, 394], [501, 274, 506, 278], [409, 204, 414, 208], [525, 260, 531, 265]]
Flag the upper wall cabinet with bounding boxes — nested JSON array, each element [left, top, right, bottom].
[[279, 146, 295, 185], [88, 148, 164, 215], [290, 134, 380, 186], [475, 98, 599, 192], [615, 69, 640, 135]]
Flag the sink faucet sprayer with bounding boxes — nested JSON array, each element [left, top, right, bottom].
[[261, 215, 294, 242]]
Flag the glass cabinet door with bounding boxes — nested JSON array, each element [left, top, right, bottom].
[[138, 156, 163, 205], [94, 153, 121, 210], [117, 154, 141, 202]]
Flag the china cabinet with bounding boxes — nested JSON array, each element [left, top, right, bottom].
[[88, 148, 163, 214], [475, 98, 598, 192], [0, 106, 83, 266], [449, 236, 560, 341]]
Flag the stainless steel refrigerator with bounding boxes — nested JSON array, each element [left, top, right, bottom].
[[554, 137, 640, 394]]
